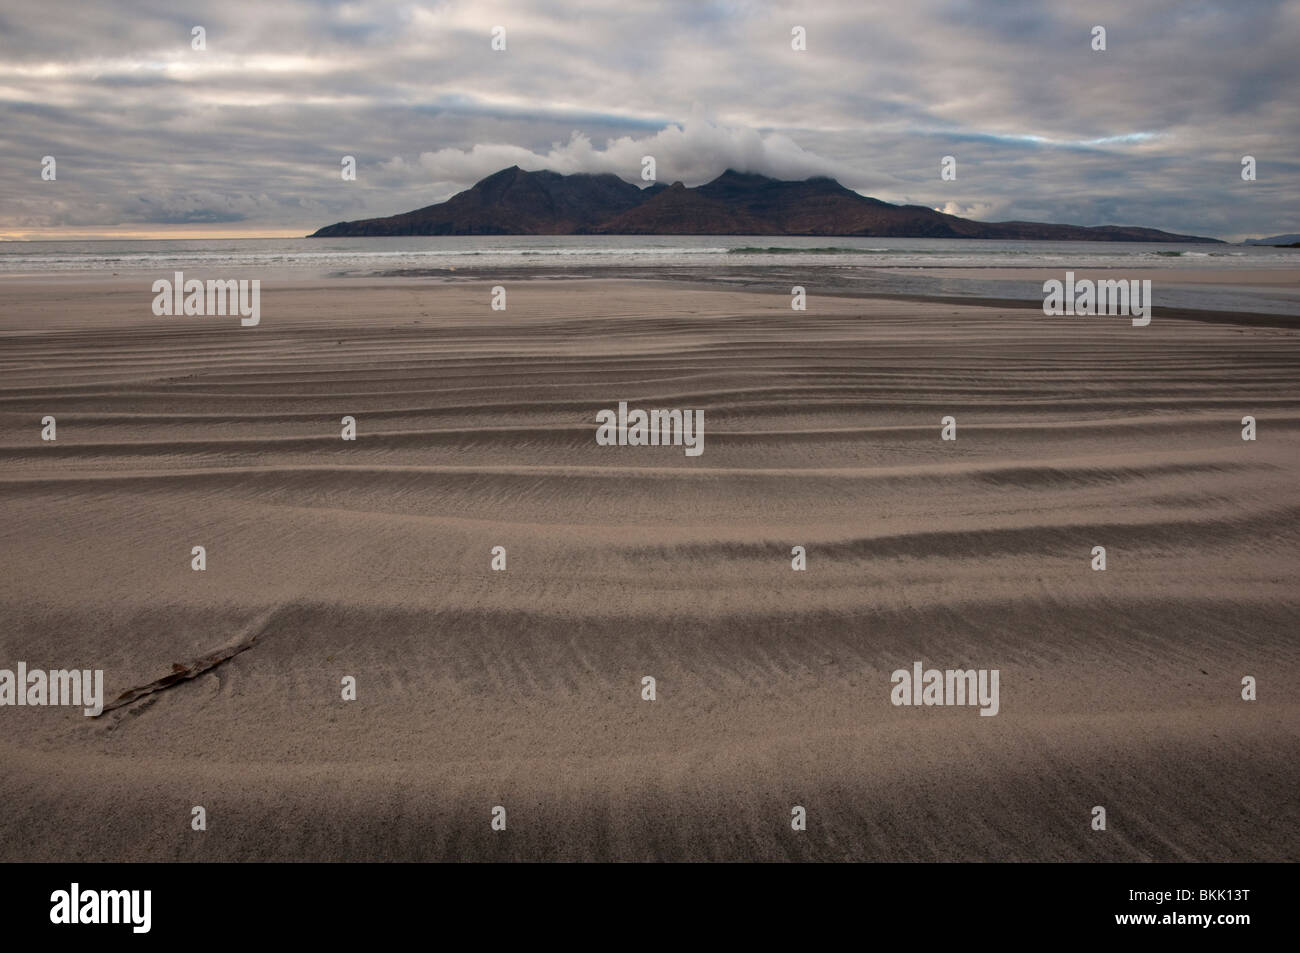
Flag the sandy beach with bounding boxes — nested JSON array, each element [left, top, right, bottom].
[[1, 276, 1297, 861]]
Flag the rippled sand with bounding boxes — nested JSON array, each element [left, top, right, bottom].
[[1, 277, 1297, 860]]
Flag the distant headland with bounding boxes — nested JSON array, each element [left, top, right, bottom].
[[310, 166, 1221, 242]]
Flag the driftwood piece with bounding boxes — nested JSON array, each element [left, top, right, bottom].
[[95, 608, 279, 716]]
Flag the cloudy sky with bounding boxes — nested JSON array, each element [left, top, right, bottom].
[[1, 0, 1296, 240]]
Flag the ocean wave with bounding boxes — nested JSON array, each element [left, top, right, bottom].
[[729, 246, 889, 255]]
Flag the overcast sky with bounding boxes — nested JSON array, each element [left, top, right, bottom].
[[1, 0, 1296, 240]]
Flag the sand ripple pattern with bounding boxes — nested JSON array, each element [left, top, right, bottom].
[[1, 281, 1297, 860]]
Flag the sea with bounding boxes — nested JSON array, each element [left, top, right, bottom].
[[2, 236, 1297, 315]]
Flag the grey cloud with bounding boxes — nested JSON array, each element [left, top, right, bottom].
[[0, 0, 1295, 239]]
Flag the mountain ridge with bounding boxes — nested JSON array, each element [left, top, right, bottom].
[[1244, 232, 1300, 245], [310, 166, 1221, 242]]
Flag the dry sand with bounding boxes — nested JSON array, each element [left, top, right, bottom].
[[1, 276, 1297, 861]]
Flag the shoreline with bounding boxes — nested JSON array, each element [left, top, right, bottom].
[[3, 268, 1297, 330]]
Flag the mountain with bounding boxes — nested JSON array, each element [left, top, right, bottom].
[[1244, 233, 1300, 245], [312, 166, 665, 236], [310, 167, 1221, 242]]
